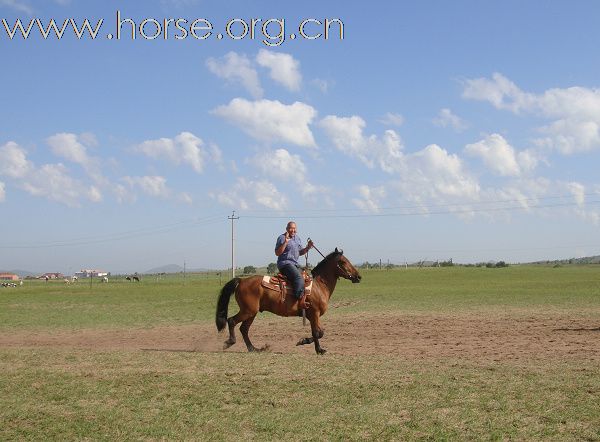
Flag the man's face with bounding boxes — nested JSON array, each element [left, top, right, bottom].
[[286, 223, 297, 237]]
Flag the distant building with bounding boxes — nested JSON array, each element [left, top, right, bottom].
[[74, 269, 109, 278], [0, 273, 19, 281], [39, 272, 63, 280]]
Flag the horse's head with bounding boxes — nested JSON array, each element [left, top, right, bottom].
[[334, 248, 362, 283]]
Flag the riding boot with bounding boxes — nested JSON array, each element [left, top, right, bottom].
[[298, 293, 310, 309]]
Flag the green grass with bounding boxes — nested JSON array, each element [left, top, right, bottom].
[[0, 273, 223, 329], [2, 266, 599, 330], [1, 350, 598, 440], [1, 266, 599, 440]]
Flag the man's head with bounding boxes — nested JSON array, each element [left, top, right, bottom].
[[286, 221, 297, 237]]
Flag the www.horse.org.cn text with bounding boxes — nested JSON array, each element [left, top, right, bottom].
[[1, 11, 345, 47]]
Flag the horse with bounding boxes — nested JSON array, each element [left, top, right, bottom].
[[216, 248, 361, 355], [133, 275, 140, 282]]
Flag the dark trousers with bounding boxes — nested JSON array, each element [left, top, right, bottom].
[[278, 263, 304, 299]]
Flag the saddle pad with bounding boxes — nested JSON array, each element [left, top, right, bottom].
[[261, 275, 313, 295]]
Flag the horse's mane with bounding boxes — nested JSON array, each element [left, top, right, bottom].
[[311, 250, 342, 277]]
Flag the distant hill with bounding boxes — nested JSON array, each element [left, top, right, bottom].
[[0, 269, 37, 278], [143, 264, 212, 274]]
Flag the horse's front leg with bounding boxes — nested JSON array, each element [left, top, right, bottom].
[[309, 316, 326, 355], [296, 328, 323, 346]]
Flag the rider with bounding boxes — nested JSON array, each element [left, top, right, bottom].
[[275, 221, 313, 309]]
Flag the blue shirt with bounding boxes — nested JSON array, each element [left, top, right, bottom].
[[276, 234, 302, 268]]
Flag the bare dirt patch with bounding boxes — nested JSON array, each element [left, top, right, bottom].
[[1, 311, 598, 362]]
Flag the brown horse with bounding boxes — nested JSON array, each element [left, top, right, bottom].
[[215, 248, 361, 355]]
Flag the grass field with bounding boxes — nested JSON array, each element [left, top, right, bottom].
[[1, 266, 599, 440]]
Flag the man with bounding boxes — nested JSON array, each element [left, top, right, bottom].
[[275, 221, 313, 309]]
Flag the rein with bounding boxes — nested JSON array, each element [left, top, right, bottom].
[[307, 237, 326, 259]]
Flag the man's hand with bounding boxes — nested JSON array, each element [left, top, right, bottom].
[[307, 239, 314, 249]]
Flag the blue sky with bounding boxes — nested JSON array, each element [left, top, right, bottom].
[[1, 0, 600, 274]]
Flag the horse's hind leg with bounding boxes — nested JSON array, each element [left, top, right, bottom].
[[240, 315, 264, 352], [224, 311, 251, 349]]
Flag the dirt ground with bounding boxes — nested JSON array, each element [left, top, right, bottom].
[[1, 311, 598, 362]]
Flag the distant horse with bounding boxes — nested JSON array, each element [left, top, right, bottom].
[[101, 276, 108, 283], [133, 275, 140, 282], [216, 248, 361, 355]]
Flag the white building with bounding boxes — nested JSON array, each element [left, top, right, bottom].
[[74, 269, 109, 278]]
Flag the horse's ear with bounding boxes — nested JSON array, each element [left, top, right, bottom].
[[335, 247, 339, 253], [340, 249, 344, 255]]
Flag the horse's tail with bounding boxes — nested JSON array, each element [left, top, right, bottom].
[[216, 278, 240, 331]]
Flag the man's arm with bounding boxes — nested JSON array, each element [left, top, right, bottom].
[[299, 239, 314, 256], [275, 235, 288, 256]]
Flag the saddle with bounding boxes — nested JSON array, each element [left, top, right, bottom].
[[261, 270, 313, 302]]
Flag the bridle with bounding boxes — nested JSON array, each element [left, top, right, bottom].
[[308, 238, 356, 281]]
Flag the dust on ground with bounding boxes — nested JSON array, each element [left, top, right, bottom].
[[1, 311, 598, 362]]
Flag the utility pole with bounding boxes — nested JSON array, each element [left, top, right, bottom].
[[228, 211, 239, 278]]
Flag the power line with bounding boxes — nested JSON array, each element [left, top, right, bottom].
[[0, 215, 225, 249]]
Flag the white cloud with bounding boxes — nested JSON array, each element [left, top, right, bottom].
[[134, 131, 207, 173], [0, 0, 33, 14], [212, 98, 317, 148], [211, 177, 288, 210], [206, 52, 263, 99], [312, 78, 331, 93], [178, 192, 193, 205], [535, 119, 600, 154], [320, 114, 481, 208], [299, 181, 333, 206], [433, 108, 468, 132], [256, 49, 302, 92], [463, 72, 600, 154], [404, 144, 480, 200], [21, 163, 101, 207], [47, 133, 92, 166], [464, 134, 522, 177], [567, 182, 585, 207], [208, 143, 224, 168], [319, 115, 404, 172], [248, 148, 332, 205], [0, 182, 5, 202], [249, 148, 307, 181], [0, 141, 33, 178], [352, 185, 385, 213], [122, 176, 170, 198], [88, 186, 102, 202], [45, 132, 109, 187], [379, 112, 404, 127], [0, 141, 103, 206]]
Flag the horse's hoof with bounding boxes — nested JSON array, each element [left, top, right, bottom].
[[296, 338, 312, 346], [223, 340, 235, 350], [316, 348, 327, 355]]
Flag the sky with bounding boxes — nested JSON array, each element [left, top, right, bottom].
[[1, 0, 600, 274]]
